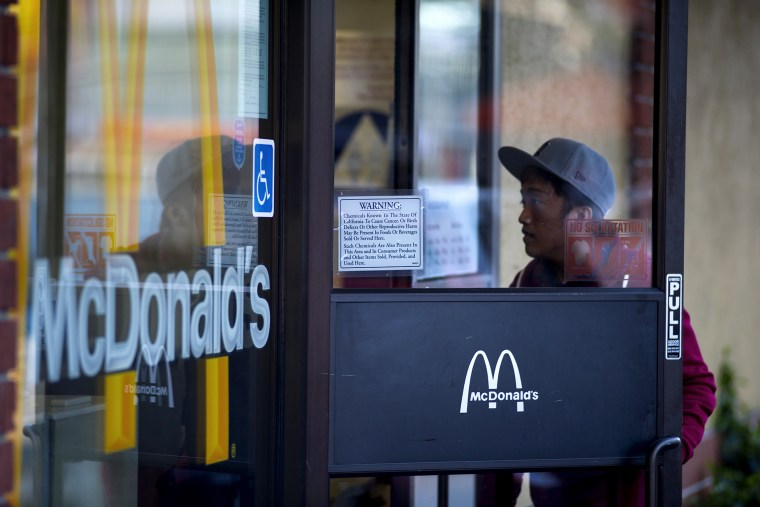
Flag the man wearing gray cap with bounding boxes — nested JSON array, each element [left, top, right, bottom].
[[491, 138, 716, 505], [499, 137, 616, 287]]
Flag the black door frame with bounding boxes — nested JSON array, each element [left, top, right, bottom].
[[654, 0, 688, 504], [34, 0, 687, 504], [271, 0, 689, 504], [279, 0, 334, 504]]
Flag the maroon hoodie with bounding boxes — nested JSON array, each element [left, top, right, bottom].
[[502, 258, 717, 506]]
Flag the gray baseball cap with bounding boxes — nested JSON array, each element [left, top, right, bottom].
[[156, 135, 238, 203], [498, 137, 616, 216]]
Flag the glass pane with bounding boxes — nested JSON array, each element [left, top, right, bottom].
[[23, 1, 274, 505], [332, 0, 654, 290], [414, 0, 486, 287], [331, 0, 656, 502], [496, 1, 653, 290]]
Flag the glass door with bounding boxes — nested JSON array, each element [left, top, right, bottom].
[[22, 1, 279, 504], [328, 1, 686, 505]]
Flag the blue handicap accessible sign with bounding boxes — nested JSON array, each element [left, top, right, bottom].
[[253, 139, 275, 217]]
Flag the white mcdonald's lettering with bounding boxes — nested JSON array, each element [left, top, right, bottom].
[[460, 350, 524, 414], [135, 344, 175, 408], [29, 246, 270, 383]]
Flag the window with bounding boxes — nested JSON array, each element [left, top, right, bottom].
[[333, 0, 654, 291]]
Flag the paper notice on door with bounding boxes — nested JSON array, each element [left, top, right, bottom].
[[238, 0, 269, 118]]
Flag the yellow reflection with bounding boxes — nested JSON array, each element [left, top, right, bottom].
[[193, 0, 226, 247], [97, 0, 148, 251], [14, 1, 41, 505], [200, 356, 229, 465], [104, 371, 137, 453]]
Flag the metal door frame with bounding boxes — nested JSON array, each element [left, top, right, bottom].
[[279, 0, 689, 504], [31, 0, 688, 504]]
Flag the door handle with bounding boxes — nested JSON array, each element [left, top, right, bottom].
[[646, 435, 681, 507]]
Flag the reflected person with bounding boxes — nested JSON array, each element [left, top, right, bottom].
[[135, 135, 242, 272], [132, 136, 248, 507]]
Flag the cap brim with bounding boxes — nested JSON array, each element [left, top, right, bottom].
[[498, 146, 554, 181]]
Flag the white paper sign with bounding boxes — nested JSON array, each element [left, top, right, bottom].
[[238, 0, 269, 118], [416, 184, 478, 280], [206, 194, 258, 267], [338, 196, 424, 271]]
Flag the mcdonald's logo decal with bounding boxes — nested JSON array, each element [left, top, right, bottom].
[[460, 350, 539, 414]]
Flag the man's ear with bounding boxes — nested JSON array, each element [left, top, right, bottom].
[[568, 206, 593, 220]]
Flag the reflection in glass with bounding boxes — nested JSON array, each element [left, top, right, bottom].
[[330, 0, 656, 504], [414, 0, 487, 287], [24, 1, 272, 505], [332, 0, 654, 291]]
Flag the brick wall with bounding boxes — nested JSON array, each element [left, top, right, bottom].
[[0, 0, 18, 505], [629, 1, 656, 219]]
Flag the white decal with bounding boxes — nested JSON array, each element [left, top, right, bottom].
[[338, 195, 424, 271], [135, 345, 175, 408], [666, 274, 683, 360], [460, 350, 538, 414], [29, 246, 270, 383]]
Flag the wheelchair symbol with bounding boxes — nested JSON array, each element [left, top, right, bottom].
[[256, 150, 271, 206], [253, 139, 275, 217]]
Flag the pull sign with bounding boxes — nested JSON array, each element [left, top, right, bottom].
[[666, 274, 683, 360]]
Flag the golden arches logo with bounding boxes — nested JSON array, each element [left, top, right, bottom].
[[97, 0, 226, 250], [459, 350, 531, 414]]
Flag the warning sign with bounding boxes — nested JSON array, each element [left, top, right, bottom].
[[338, 195, 423, 272], [206, 193, 258, 267], [64, 214, 116, 274], [565, 219, 648, 285]]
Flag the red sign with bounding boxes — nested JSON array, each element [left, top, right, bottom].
[[64, 214, 116, 273], [565, 219, 648, 285]]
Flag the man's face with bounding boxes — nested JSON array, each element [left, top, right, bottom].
[[518, 176, 568, 265], [162, 180, 205, 264]]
